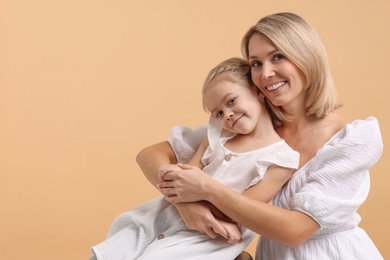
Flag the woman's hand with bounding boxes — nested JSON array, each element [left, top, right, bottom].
[[157, 164, 183, 182], [158, 163, 213, 203], [158, 164, 235, 240]]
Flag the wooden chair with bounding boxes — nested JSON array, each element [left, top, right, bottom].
[[234, 250, 253, 260]]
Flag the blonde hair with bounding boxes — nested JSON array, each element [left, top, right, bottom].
[[202, 57, 254, 112], [241, 12, 341, 124]]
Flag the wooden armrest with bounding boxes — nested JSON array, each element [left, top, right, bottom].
[[234, 250, 253, 260]]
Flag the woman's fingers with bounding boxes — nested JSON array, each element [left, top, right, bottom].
[[157, 164, 183, 180], [160, 185, 181, 202], [159, 180, 174, 188], [163, 194, 179, 204]]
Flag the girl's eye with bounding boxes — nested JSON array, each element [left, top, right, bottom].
[[273, 54, 285, 61], [228, 97, 236, 106], [215, 111, 223, 118]]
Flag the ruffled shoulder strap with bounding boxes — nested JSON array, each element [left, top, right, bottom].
[[168, 125, 207, 164], [254, 141, 300, 177], [247, 140, 300, 188]]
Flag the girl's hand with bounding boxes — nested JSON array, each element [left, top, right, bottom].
[[158, 163, 212, 203], [217, 219, 243, 244], [174, 201, 228, 240]]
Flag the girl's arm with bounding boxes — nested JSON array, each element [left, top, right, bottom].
[[243, 165, 294, 202], [136, 141, 177, 186], [187, 138, 209, 168]]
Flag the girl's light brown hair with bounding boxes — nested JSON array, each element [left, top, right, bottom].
[[202, 57, 254, 112]]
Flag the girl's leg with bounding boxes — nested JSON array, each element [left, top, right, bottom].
[[91, 197, 176, 259], [138, 227, 255, 260]]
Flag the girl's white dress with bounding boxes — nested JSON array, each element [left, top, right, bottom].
[[167, 117, 384, 260], [91, 118, 300, 259]]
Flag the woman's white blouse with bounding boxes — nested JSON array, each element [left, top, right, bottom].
[[168, 117, 384, 260]]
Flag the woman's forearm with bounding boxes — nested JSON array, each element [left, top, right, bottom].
[[206, 181, 319, 247], [136, 141, 177, 186]]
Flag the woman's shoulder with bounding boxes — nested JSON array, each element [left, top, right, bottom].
[[317, 112, 347, 137], [325, 113, 381, 136], [328, 116, 382, 148], [289, 114, 381, 167], [293, 116, 383, 176], [317, 116, 383, 166]]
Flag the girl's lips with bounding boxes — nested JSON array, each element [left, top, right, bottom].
[[232, 115, 243, 127]]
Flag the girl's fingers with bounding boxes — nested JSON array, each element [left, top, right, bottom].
[[177, 163, 195, 170]]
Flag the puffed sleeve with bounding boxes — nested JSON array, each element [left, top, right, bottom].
[[248, 141, 300, 187], [167, 125, 207, 164], [289, 117, 383, 229]]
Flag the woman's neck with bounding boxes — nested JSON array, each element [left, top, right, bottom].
[[278, 112, 347, 168]]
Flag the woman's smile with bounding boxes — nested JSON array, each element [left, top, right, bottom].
[[265, 81, 287, 91]]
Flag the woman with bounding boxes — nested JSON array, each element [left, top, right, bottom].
[[138, 12, 383, 259]]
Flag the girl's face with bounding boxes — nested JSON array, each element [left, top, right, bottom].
[[204, 79, 262, 135], [248, 33, 306, 108]]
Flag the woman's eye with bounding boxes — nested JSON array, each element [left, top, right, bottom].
[[273, 54, 285, 61], [251, 60, 261, 68]]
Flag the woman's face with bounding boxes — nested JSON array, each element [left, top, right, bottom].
[[248, 33, 306, 108]]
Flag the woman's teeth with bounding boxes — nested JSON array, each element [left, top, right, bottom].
[[267, 81, 286, 91]]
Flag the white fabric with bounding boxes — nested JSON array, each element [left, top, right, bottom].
[[92, 197, 256, 260], [169, 117, 384, 260], [91, 118, 299, 260], [201, 117, 300, 192]]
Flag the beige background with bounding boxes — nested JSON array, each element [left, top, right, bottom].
[[1, 0, 389, 259]]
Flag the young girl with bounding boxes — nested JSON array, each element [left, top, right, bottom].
[[90, 57, 299, 259]]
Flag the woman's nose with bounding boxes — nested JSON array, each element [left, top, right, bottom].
[[261, 63, 276, 80]]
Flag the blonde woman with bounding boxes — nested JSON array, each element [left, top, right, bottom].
[[145, 12, 384, 259]]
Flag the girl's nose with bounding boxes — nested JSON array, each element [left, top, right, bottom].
[[225, 109, 234, 120]]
